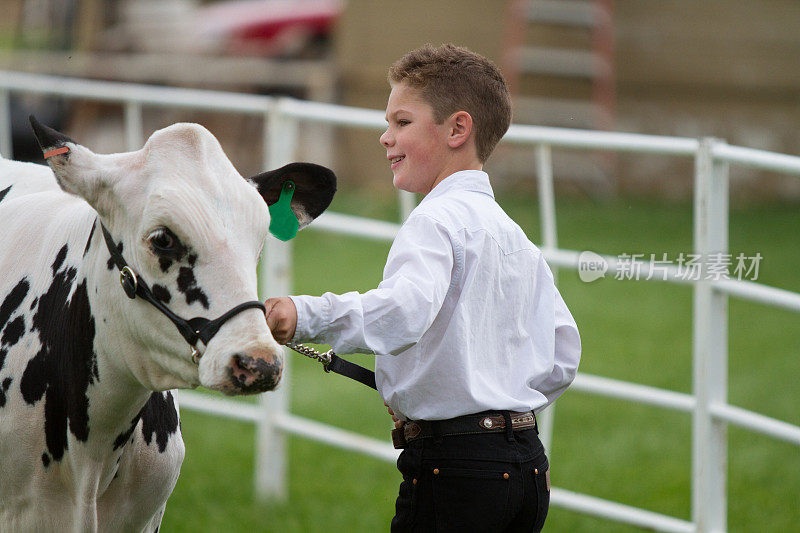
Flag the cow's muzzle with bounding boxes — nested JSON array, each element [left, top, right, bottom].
[[229, 350, 283, 393]]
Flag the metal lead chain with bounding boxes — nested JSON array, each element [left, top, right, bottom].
[[285, 342, 334, 370]]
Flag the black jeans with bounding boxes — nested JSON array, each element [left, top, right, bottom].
[[391, 426, 550, 532]]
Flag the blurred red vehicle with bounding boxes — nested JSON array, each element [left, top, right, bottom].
[[199, 0, 343, 57]]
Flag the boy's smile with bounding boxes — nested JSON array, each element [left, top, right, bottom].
[[380, 82, 455, 195]]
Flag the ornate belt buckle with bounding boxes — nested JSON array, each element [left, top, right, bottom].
[[391, 427, 407, 449]]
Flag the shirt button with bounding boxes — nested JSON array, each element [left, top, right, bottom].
[[433, 468, 440, 475], [503, 473, 510, 480], [534, 468, 539, 475], [412, 478, 418, 485]]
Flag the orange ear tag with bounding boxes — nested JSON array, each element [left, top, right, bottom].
[[43, 146, 70, 159]]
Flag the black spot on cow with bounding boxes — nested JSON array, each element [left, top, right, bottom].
[[177, 267, 209, 309], [140, 391, 179, 453], [52, 244, 68, 276], [158, 257, 174, 273], [0, 278, 30, 340], [152, 284, 172, 305], [0, 376, 11, 408], [83, 222, 96, 257], [30, 297, 38, 311], [0, 185, 11, 203], [1, 278, 29, 382], [2, 316, 25, 347], [187, 254, 197, 267], [113, 414, 141, 451], [20, 245, 99, 463], [41, 453, 51, 467]]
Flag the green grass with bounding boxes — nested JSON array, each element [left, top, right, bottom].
[[161, 194, 800, 532]]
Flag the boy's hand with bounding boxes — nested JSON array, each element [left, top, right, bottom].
[[264, 297, 297, 344], [385, 402, 404, 429]]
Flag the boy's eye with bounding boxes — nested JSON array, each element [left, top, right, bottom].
[[398, 119, 410, 126]]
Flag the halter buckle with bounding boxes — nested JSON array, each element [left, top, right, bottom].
[[120, 266, 138, 299]]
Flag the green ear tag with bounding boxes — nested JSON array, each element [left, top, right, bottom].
[[268, 181, 299, 241]]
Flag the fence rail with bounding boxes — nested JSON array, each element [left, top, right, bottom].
[[2, 70, 799, 533]]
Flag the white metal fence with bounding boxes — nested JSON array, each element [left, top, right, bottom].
[[1, 70, 799, 533]]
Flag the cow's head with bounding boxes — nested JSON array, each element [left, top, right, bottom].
[[30, 117, 335, 395]]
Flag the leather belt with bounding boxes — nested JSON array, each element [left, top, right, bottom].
[[392, 410, 537, 449]]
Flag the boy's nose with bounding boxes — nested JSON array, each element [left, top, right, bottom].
[[380, 129, 392, 147]]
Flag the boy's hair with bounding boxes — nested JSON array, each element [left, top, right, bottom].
[[388, 44, 512, 163]]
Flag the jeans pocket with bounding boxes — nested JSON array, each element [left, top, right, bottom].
[[392, 449, 422, 532], [429, 463, 512, 532], [532, 463, 550, 532]]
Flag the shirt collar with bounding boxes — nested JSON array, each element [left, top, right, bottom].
[[422, 170, 494, 203]]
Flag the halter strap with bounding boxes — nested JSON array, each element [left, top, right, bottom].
[[99, 220, 265, 360]]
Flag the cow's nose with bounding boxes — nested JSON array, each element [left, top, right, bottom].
[[228, 348, 283, 393]]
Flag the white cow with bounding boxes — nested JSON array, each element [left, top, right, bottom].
[[0, 118, 335, 531]]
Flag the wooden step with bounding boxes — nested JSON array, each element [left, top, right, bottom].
[[528, 0, 607, 28], [515, 46, 611, 79]]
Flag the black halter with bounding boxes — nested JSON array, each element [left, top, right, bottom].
[[99, 220, 266, 363]]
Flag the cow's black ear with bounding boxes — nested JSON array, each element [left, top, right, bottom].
[[249, 162, 337, 230], [29, 115, 76, 157]]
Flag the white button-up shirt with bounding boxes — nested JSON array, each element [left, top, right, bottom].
[[291, 170, 580, 421]]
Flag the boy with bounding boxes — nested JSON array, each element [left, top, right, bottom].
[[266, 44, 580, 532]]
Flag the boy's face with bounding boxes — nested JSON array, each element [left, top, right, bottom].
[[380, 82, 452, 194]]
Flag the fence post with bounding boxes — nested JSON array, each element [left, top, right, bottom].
[[399, 190, 416, 221], [692, 137, 729, 533], [124, 101, 144, 152], [535, 143, 558, 453], [0, 89, 12, 159], [255, 100, 298, 501]]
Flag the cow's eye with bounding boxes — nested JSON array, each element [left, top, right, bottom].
[[148, 228, 179, 253]]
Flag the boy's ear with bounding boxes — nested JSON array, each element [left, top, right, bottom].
[[447, 111, 473, 149], [248, 162, 337, 235], [29, 115, 118, 215]]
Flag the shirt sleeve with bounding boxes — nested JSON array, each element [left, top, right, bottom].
[[290, 213, 456, 356], [536, 286, 581, 409]]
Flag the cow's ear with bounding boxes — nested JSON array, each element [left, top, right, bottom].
[[249, 162, 336, 239], [29, 115, 113, 211]]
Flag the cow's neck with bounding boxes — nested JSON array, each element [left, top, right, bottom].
[[16, 213, 151, 467], [81, 221, 194, 440]]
